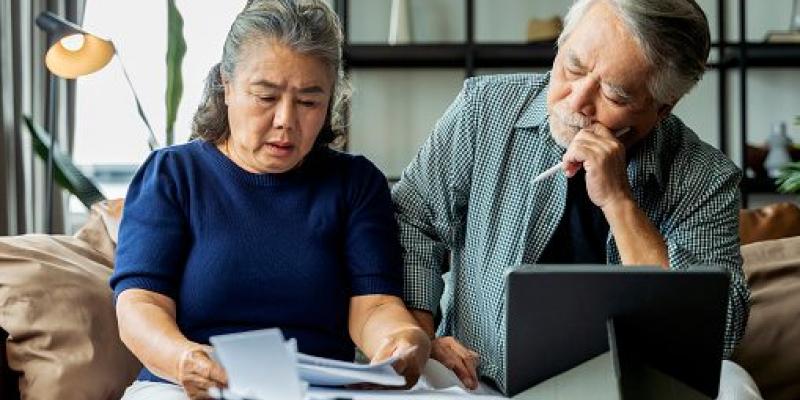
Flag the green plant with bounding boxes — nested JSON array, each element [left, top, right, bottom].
[[165, 0, 186, 146], [23, 115, 106, 208], [775, 116, 800, 194], [776, 162, 800, 194]]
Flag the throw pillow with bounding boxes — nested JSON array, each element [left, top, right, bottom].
[[0, 232, 140, 399], [74, 199, 124, 261], [739, 202, 800, 245], [734, 235, 800, 400]]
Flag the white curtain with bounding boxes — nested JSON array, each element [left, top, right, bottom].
[[0, 0, 85, 235]]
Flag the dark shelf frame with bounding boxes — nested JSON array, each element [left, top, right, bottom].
[[346, 42, 764, 70], [345, 44, 468, 68], [722, 43, 800, 67], [335, 0, 800, 199], [743, 176, 779, 194], [739, 0, 749, 204]]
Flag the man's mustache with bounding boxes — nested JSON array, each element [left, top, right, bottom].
[[552, 102, 591, 132]]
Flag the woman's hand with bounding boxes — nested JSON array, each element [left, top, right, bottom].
[[178, 345, 228, 399], [371, 327, 431, 388], [430, 336, 480, 390]]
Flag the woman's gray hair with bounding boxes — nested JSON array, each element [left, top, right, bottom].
[[192, 0, 350, 146], [557, 0, 710, 106]]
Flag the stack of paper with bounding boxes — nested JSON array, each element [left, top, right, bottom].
[[209, 329, 305, 399], [296, 351, 405, 387], [208, 328, 505, 400], [209, 328, 408, 399]]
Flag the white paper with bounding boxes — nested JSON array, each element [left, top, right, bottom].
[[307, 386, 504, 399], [295, 347, 409, 387], [209, 329, 501, 400], [210, 329, 305, 400], [209, 356, 505, 400], [305, 359, 506, 399], [298, 362, 404, 387], [297, 351, 398, 370]]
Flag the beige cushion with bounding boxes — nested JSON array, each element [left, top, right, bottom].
[[74, 199, 124, 260], [0, 207, 140, 399], [734, 236, 800, 400]]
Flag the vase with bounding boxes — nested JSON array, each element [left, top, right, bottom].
[[389, 0, 411, 45], [764, 122, 793, 178]]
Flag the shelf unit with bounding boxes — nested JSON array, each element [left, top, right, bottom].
[[334, 0, 800, 202]]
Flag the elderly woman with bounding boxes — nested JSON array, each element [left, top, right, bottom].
[[110, 1, 430, 399]]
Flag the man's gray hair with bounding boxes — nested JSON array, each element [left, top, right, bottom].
[[193, 0, 350, 145], [557, 0, 710, 106]]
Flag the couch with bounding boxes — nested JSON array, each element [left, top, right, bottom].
[[0, 200, 798, 399]]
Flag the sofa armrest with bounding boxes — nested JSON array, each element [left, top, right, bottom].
[[739, 202, 800, 245]]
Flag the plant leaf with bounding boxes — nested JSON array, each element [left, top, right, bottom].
[[23, 115, 106, 208], [776, 161, 800, 194], [165, 0, 186, 146]]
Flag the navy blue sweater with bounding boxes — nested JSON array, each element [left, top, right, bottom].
[[111, 140, 402, 383]]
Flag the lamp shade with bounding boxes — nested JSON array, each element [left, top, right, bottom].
[[35, 11, 114, 79]]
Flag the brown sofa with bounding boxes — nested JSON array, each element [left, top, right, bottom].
[[0, 201, 798, 399]]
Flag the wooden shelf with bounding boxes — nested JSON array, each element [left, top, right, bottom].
[[473, 43, 556, 68], [724, 43, 800, 68], [345, 44, 466, 68], [744, 176, 779, 193], [343, 42, 794, 70], [344, 43, 558, 69]]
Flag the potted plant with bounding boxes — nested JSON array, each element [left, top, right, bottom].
[[775, 115, 800, 194]]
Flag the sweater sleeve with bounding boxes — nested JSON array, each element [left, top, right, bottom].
[[110, 149, 191, 301], [344, 156, 403, 297]]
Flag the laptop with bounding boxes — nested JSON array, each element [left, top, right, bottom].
[[503, 265, 729, 398]]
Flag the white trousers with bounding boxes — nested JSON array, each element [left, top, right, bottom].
[[717, 361, 762, 400]]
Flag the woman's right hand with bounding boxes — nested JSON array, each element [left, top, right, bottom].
[[177, 345, 228, 399]]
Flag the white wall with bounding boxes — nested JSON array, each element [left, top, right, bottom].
[[349, 0, 464, 43], [349, 69, 464, 177]]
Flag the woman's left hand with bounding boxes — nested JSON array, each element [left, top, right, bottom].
[[370, 327, 431, 388]]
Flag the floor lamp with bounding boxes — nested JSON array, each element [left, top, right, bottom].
[[35, 11, 158, 233]]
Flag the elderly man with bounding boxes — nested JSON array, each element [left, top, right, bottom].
[[392, 0, 760, 398]]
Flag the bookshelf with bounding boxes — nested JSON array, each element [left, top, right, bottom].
[[334, 0, 800, 203]]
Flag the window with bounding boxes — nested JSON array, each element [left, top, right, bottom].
[[71, 1, 245, 232]]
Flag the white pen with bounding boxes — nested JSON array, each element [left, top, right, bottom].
[[532, 127, 631, 183]]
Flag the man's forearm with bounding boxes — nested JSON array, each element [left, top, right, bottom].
[[602, 197, 669, 269]]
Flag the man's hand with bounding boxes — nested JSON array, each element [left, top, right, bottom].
[[408, 310, 479, 390], [371, 327, 431, 388], [562, 124, 633, 209], [561, 124, 670, 268], [177, 345, 228, 400], [430, 336, 480, 390]]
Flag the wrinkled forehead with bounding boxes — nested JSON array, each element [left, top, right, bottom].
[[562, 3, 654, 96]]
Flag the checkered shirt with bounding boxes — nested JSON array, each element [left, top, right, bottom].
[[391, 72, 750, 392]]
